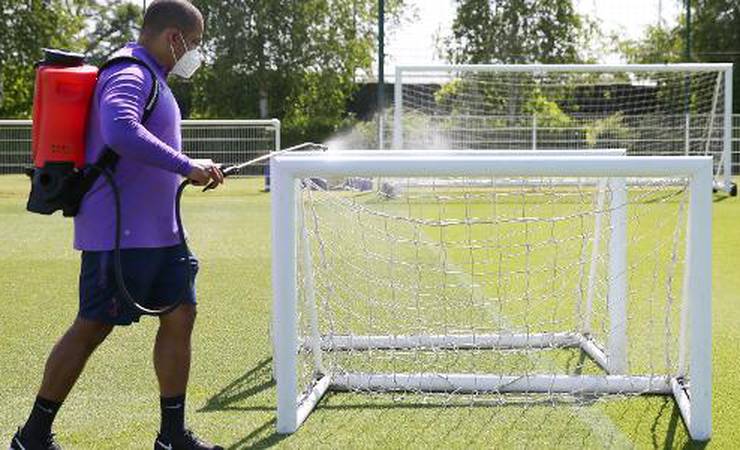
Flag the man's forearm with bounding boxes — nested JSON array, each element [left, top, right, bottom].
[[101, 118, 192, 175]]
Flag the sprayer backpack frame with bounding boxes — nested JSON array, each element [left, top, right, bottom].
[[27, 49, 160, 217]]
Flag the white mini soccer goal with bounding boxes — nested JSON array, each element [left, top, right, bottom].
[[392, 64, 734, 195], [271, 152, 713, 440]]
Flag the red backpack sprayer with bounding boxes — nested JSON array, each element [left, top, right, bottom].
[[27, 48, 325, 315]]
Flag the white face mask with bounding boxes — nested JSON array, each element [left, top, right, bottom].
[[170, 33, 202, 79]]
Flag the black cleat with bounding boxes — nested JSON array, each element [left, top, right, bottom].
[[154, 429, 223, 450], [8, 427, 62, 450]]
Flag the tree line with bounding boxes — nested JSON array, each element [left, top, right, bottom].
[[0, 0, 738, 144]]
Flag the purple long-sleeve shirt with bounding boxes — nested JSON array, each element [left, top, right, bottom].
[[74, 43, 193, 251]]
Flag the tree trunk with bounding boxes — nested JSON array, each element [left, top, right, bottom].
[[259, 85, 268, 119]]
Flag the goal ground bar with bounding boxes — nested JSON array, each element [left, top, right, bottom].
[[316, 332, 582, 351], [330, 373, 673, 395]]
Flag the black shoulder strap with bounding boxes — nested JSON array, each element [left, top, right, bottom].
[[99, 55, 160, 123], [93, 55, 161, 173]]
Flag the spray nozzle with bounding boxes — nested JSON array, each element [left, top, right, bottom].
[[202, 164, 237, 192]]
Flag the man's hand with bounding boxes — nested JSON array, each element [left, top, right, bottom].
[[187, 159, 224, 187]]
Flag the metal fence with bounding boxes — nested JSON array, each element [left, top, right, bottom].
[[181, 119, 280, 176], [4, 116, 740, 175], [0, 121, 31, 175], [0, 119, 280, 176]]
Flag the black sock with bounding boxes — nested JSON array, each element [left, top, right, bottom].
[[160, 394, 186, 439], [22, 396, 62, 438]]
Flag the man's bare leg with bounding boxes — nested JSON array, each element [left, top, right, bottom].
[[21, 317, 113, 440], [154, 303, 195, 440]]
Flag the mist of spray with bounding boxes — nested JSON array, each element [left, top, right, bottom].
[[317, 111, 456, 195], [321, 110, 453, 152]]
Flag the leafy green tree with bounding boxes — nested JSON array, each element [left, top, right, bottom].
[[437, 0, 594, 126], [189, 0, 404, 144], [0, 0, 82, 117], [620, 1, 740, 112], [693, 0, 740, 112], [443, 0, 591, 64], [81, 1, 142, 65], [619, 23, 684, 64], [0, 0, 141, 118]]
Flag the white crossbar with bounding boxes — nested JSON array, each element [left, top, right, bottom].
[[273, 154, 713, 179], [396, 63, 733, 73]]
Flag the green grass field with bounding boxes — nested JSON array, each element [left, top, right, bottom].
[[1, 175, 739, 449]]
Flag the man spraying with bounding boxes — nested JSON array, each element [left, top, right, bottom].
[[10, 1, 224, 449]]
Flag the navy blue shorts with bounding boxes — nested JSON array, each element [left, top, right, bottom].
[[79, 244, 199, 325]]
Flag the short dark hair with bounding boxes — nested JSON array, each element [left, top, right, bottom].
[[142, 0, 202, 34]]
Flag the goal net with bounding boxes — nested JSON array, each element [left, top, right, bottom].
[[392, 64, 734, 195], [271, 152, 713, 441]]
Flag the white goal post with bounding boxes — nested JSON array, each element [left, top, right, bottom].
[[392, 64, 734, 195], [271, 151, 713, 440]]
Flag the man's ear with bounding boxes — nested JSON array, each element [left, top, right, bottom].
[[163, 28, 181, 47]]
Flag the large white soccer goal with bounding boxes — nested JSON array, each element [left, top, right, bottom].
[[392, 64, 735, 195], [271, 151, 713, 440]]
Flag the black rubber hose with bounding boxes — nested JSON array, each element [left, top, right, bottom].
[[98, 167, 191, 316]]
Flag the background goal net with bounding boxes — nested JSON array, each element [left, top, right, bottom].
[[392, 64, 734, 195]]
